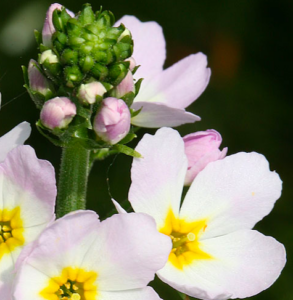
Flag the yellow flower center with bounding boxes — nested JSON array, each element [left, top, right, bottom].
[[40, 267, 98, 300], [0, 207, 24, 260], [160, 209, 213, 270]]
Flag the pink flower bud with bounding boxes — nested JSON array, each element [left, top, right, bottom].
[[125, 57, 136, 71], [42, 3, 75, 48], [94, 97, 131, 145], [111, 71, 135, 99], [77, 82, 107, 104], [183, 129, 228, 185], [28, 59, 53, 97], [40, 97, 76, 130]]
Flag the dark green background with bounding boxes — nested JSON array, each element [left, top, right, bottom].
[[0, 0, 292, 299]]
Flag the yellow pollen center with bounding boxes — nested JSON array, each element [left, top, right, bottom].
[[40, 267, 98, 300], [0, 207, 24, 260], [160, 209, 213, 270]]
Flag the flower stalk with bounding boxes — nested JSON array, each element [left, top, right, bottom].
[[56, 143, 90, 218]]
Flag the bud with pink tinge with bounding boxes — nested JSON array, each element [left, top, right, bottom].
[[42, 3, 75, 48], [28, 59, 54, 98], [183, 129, 228, 185], [77, 82, 107, 104], [40, 97, 76, 130], [111, 71, 135, 99], [94, 97, 131, 145]]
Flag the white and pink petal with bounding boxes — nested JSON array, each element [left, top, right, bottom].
[[129, 128, 187, 229], [0, 145, 56, 227], [0, 122, 31, 163], [134, 53, 211, 109], [115, 16, 166, 80], [180, 152, 282, 239], [99, 286, 163, 300], [81, 213, 171, 291], [158, 230, 285, 300], [131, 102, 200, 128]]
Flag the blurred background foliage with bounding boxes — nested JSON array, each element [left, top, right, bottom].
[[0, 0, 292, 299]]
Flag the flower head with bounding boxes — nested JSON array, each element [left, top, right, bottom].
[[40, 97, 76, 130], [128, 127, 286, 299], [0, 145, 56, 299], [13, 211, 170, 300], [115, 16, 211, 128], [94, 97, 131, 144], [183, 129, 227, 185]]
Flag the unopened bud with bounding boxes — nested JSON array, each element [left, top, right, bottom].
[[42, 3, 74, 48], [40, 50, 59, 64], [111, 71, 134, 99], [77, 82, 107, 104], [28, 60, 54, 98], [40, 97, 76, 130], [183, 129, 228, 185], [94, 97, 131, 145]]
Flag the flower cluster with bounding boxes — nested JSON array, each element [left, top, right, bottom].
[[0, 2, 286, 300], [23, 3, 210, 153]]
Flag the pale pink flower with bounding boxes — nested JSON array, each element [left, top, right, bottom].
[[13, 211, 171, 300], [183, 129, 228, 185], [94, 97, 131, 144], [126, 127, 285, 300], [0, 146, 56, 299], [40, 97, 76, 130], [115, 16, 211, 128], [42, 3, 75, 48]]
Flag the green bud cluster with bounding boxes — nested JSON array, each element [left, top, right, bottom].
[[40, 4, 133, 88]]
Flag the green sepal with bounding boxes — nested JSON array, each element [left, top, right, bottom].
[[121, 91, 135, 107], [135, 78, 143, 96], [96, 10, 115, 27], [34, 30, 42, 46], [132, 65, 140, 75], [36, 121, 66, 147], [107, 62, 129, 86], [112, 144, 142, 158], [52, 9, 64, 32], [131, 107, 142, 118], [78, 4, 95, 26], [118, 132, 137, 145]]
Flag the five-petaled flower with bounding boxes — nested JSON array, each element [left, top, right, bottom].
[[13, 211, 171, 300], [127, 127, 286, 300]]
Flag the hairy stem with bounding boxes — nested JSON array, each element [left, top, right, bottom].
[[56, 143, 90, 218]]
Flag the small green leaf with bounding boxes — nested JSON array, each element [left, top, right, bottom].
[[34, 30, 42, 46], [135, 78, 143, 96], [118, 132, 137, 145], [112, 144, 142, 158], [130, 107, 142, 118]]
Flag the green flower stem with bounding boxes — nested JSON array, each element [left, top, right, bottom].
[[56, 143, 90, 218]]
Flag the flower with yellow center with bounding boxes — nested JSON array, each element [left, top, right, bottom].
[[13, 210, 171, 300], [127, 127, 286, 300], [0, 145, 56, 299]]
